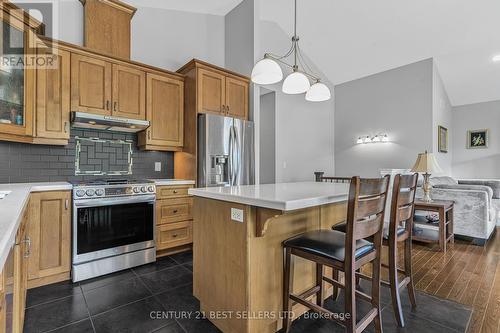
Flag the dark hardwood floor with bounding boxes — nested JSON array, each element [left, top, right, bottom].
[[369, 226, 500, 333]]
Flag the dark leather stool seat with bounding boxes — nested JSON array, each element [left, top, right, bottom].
[[332, 222, 406, 239], [283, 230, 374, 262]]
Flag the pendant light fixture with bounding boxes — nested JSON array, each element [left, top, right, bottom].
[[251, 0, 331, 102]]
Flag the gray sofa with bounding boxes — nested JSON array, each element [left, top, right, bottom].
[[417, 176, 499, 244]]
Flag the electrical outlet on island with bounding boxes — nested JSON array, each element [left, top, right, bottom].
[[155, 162, 162, 172]]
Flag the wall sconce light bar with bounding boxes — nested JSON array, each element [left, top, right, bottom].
[[356, 134, 389, 144]]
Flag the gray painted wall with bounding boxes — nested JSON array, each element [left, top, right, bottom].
[[225, 0, 254, 76], [131, 7, 225, 70], [0, 129, 173, 183], [432, 63, 453, 174], [259, 90, 276, 184], [55, 1, 225, 71], [452, 100, 500, 178], [258, 20, 335, 182], [335, 59, 434, 177]]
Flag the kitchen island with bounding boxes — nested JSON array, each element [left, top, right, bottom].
[[189, 182, 350, 333]]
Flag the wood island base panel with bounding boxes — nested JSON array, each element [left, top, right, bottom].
[[192, 196, 347, 333]]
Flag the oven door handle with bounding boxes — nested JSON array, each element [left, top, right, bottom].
[[74, 195, 156, 208]]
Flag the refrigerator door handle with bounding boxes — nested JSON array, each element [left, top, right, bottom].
[[231, 126, 238, 185], [234, 126, 241, 182], [228, 126, 234, 186]]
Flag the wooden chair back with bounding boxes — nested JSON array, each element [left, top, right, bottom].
[[388, 173, 418, 240], [345, 175, 390, 245]]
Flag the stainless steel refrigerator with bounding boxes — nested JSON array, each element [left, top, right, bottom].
[[198, 114, 255, 187]]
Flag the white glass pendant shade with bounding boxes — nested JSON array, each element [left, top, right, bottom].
[[282, 71, 310, 94], [305, 82, 331, 101], [251, 58, 283, 85]]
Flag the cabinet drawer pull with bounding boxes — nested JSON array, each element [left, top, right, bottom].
[[173, 209, 178, 214], [173, 190, 178, 194], [172, 234, 178, 238], [114, 102, 117, 112], [24, 236, 31, 258]]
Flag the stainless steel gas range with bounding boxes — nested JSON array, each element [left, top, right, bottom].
[[71, 179, 156, 282]]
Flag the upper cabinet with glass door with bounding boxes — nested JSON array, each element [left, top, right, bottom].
[[0, 4, 38, 139]]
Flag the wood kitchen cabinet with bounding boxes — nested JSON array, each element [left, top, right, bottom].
[[155, 185, 194, 255], [0, 268, 5, 332], [27, 191, 71, 288], [112, 64, 146, 120], [35, 47, 71, 143], [12, 205, 30, 333], [174, 59, 250, 182], [71, 54, 113, 115], [198, 68, 226, 115], [0, 3, 36, 141], [71, 54, 148, 120], [138, 73, 184, 151], [225, 76, 249, 119], [81, 0, 136, 59], [192, 62, 249, 119]]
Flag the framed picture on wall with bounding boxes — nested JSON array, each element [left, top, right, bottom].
[[467, 129, 489, 149], [438, 125, 448, 153]]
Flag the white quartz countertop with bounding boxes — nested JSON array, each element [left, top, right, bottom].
[[189, 182, 350, 211], [152, 179, 195, 186], [0, 182, 72, 271]]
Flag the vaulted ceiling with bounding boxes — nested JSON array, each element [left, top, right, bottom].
[[123, 0, 500, 106], [260, 0, 500, 106]]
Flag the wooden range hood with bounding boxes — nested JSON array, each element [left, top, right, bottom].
[[79, 0, 137, 59]]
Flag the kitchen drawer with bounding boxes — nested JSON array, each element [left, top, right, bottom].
[[156, 185, 193, 199], [156, 198, 193, 225], [156, 221, 193, 250]]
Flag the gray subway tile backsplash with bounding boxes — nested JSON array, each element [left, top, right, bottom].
[[0, 128, 174, 183]]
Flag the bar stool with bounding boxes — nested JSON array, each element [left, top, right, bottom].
[[332, 173, 418, 327], [282, 175, 390, 333]]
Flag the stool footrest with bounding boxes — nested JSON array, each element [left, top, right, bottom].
[[289, 294, 346, 328]]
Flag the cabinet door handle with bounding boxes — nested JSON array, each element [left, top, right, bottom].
[[64, 122, 69, 133], [173, 190, 178, 194], [106, 100, 110, 110], [148, 130, 151, 140], [65, 199, 69, 210], [24, 236, 31, 258], [114, 102, 117, 112]]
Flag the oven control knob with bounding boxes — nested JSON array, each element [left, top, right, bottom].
[[76, 189, 85, 197], [148, 186, 155, 193], [95, 189, 105, 196], [86, 189, 95, 197], [133, 187, 140, 194], [141, 186, 147, 193]]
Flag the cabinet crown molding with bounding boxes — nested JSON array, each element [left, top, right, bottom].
[[79, 0, 137, 16]]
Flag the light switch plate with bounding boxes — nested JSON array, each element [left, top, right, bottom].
[[231, 208, 244, 223], [155, 162, 161, 172]]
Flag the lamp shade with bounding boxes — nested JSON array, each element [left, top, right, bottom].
[[282, 71, 310, 94], [251, 58, 283, 85], [305, 82, 331, 101], [411, 151, 443, 174]]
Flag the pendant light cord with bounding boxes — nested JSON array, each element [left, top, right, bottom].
[[293, 0, 298, 69]]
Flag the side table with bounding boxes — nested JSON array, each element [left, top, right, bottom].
[[413, 200, 454, 252]]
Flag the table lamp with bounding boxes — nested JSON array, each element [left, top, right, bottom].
[[411, 151, 443, 202]]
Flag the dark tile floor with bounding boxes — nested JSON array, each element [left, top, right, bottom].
[[22, 251, 471, 333]]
